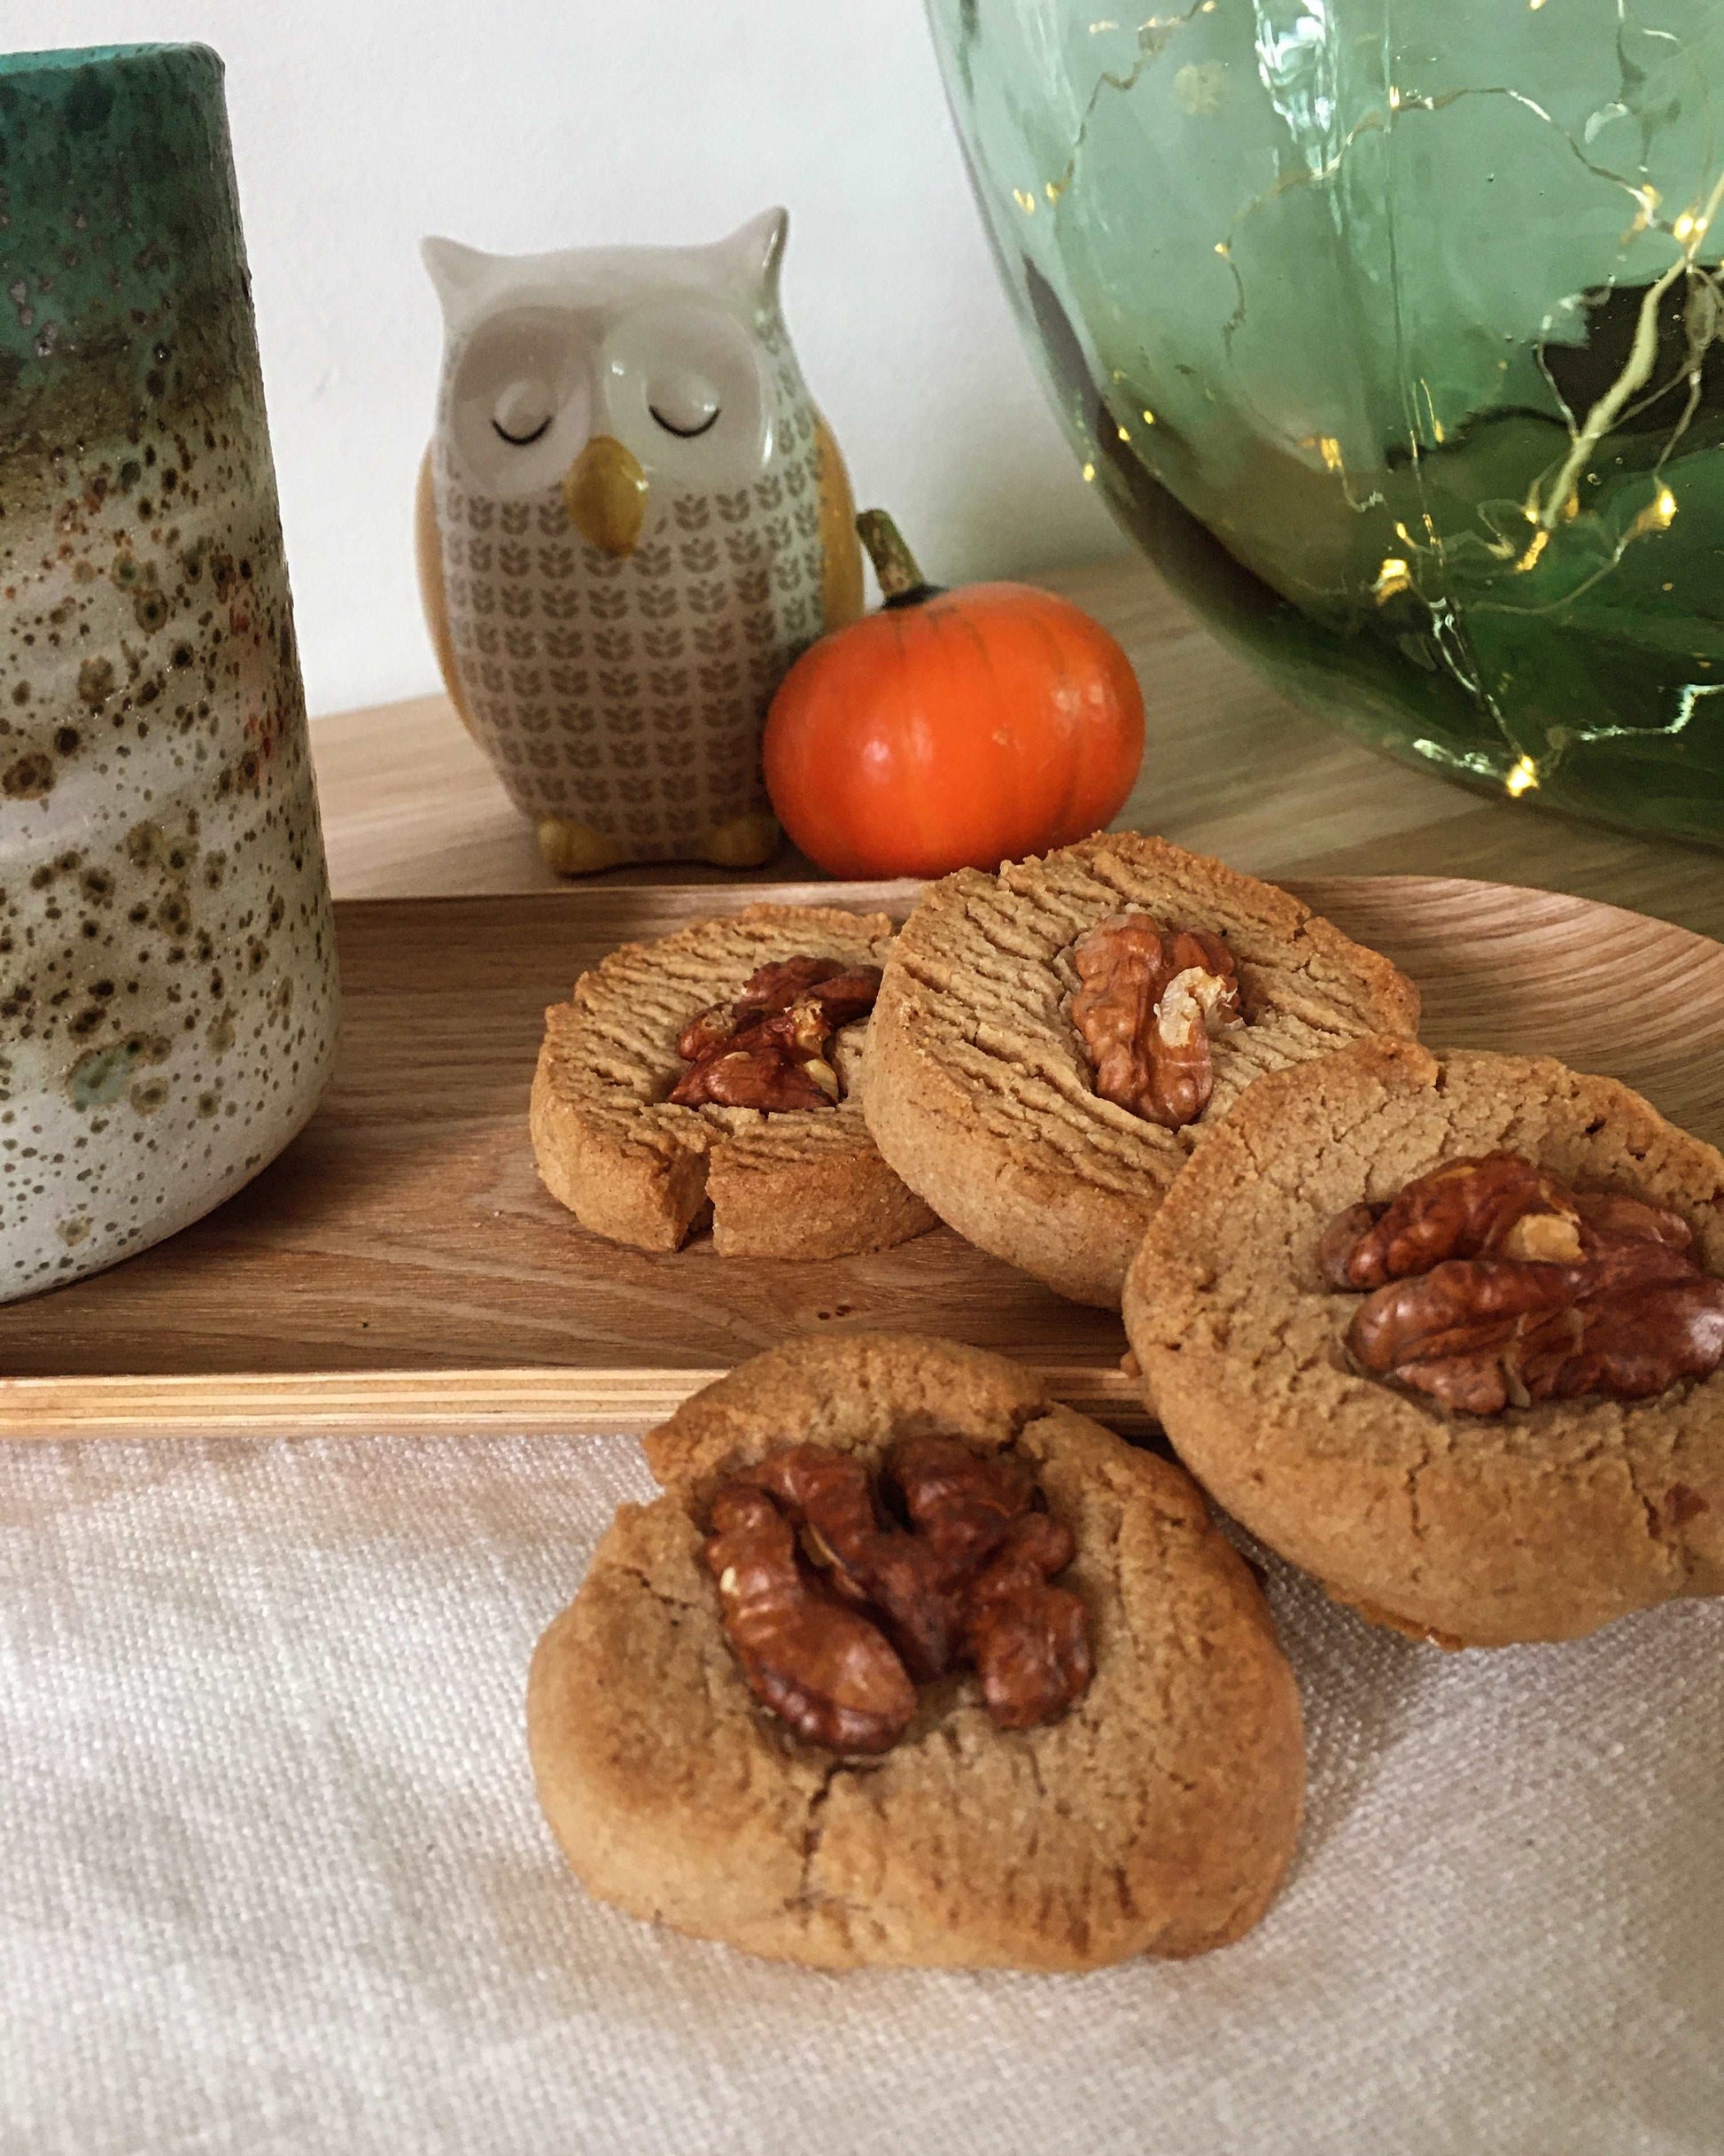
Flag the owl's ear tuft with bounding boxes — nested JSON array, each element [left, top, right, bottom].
[[717, 207, 788, 306], [422, 237, 494, 321]]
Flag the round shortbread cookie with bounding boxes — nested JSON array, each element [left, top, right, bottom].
[[530, 902, 936, 1260], [1123, 1038, 1724, 1648], [863, 833, 1419, 1307], [528, 1333, 1305, 1970]]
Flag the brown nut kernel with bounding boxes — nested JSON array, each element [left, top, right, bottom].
[[785, 964, 884, 1031], [703, 1483, 915, 1754], [733, 955, 841, 1022], [892, 1435, 1036, 1571], [750, 1439, 1031, 1680], [1317, 1203, 1381, 1288], [668, 1035, 837, 1111], [1069, 913, 1241, 1130], [709, 1437, 1091, 1750], [1327, 1153, 1582, 1289], [1573, 1188, 1693, 1250], [859, 1437, 1036, 1679], [1348, 1258, 1580, 1414], [1326, 1152, 1724, 1414], [748, 1446, 882, 1606], [669, 955, 882, 1113], [1549, 1276, 1724, 1401], [675, 1005, 739, 1066], [964, 1513, 1091, 1730]]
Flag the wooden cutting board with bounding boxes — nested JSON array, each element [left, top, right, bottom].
[[5, 874, 1722, 1438]]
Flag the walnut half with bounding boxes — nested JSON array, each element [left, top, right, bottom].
[[703, 1439, 1091, 1754], [1069, 913, 1241, 1129], [1321, 1152, 1724, 1414], [669, 955, 881, 1112]]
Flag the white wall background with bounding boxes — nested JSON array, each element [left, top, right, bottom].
[[4, 0, 1123, 717]]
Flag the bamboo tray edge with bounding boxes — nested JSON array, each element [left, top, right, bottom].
[[0, 1362, 1147, 1441]]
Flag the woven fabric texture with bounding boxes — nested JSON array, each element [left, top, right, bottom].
[[3, 1431, 1720, 2154]]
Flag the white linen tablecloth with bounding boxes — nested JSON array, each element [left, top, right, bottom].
[[3, 1429, 1721, 2154]]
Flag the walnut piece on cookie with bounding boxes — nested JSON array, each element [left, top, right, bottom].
[[529, 903, 936, 1261], [1122, 1038, 1724, 1648], [705, 1435, 1093, 1748], [1327, 1152, 1724, 1414], [863, 833, 1420, 1309], [527, 1333, 1305, 1972]]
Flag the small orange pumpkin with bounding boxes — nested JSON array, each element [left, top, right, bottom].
[[763, 512, 1144, 881]]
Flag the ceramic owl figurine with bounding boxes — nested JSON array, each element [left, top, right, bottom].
[[416, 209, 864, 873]]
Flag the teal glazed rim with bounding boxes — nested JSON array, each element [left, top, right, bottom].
[[0, 38, 255, 444], [0, 41, 205, 74]]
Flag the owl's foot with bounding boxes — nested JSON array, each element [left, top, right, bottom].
[[537, 819, 629, 876], [699, 812, 780, 870]]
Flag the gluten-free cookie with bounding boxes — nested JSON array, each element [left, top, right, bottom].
[[1123, 1038, 1724, 1648], [530, 903, 936, 1260], [527, 1333, 1304, 1970], [863, 833, 1419, 1307]]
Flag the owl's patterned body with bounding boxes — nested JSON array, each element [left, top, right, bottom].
[[419, 212, 861, 871]]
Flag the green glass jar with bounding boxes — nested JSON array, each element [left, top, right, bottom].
[[928, 0, 1724, 845]]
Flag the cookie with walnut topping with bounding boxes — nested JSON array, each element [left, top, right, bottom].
[[1122, 1038, 1724, 1648], [527, 1333, 1304, 1971], [530, 902, 936, 1260], [863, 833, 1420, 1308]]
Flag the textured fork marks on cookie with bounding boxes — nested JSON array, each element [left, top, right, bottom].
[[866, 833, 1421, 1307]]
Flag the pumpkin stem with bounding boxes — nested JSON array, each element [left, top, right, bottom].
[[856, 509, 935, 604]]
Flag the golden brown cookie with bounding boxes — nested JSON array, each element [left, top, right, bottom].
[[863, 834, 1419, 1307], [1123, 1038, 1724, 1648], [527, 1333, 1305, 1970], [530, 903, 936, 1260]]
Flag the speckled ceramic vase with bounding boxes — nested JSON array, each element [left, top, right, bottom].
[[0, 43, 338, 1303]]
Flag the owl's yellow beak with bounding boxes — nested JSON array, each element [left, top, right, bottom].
[[563, 435, 648, 557]]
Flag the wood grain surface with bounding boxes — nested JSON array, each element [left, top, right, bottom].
[[5, 873, 1720, 1439], [311, 554, 1724, 944]]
